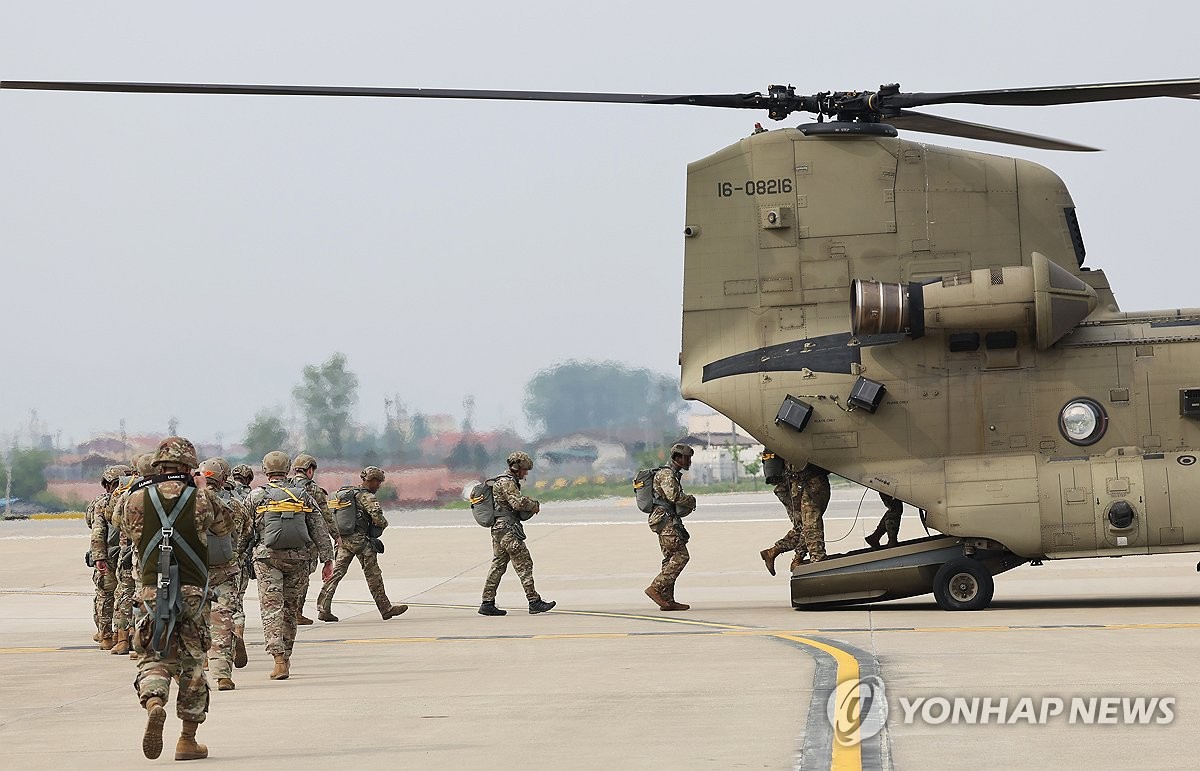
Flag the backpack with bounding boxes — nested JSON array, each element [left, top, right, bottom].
[[256, 482, 315, 550], [633, 467, 666, 514], [469, 477, 503, 527], [330, 486, 363, 537]]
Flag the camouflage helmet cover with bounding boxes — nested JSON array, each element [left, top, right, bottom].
[[231, 464, 254, 485], [211, 457, 232, 478], [361, 465, 385, 482], [153, 436, 199, 470], [669, 443, 695, 459], [135, 453, 156, 476], [292, 453, 318, 472], [506, 451, 534, 471], [101, 464, 128, 484], [198, 458, 229, 486], [262, 451, 291, 474]]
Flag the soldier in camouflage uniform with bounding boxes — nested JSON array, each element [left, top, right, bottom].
[[290, 453, 329, 626], [228, 464, 255, 667], [316, 466, 408, 622], [645, 443, 697, 611], [198, 458, 250, 691], [479, 452, 555, 616], [99, 463, 135, 655], [249, 451, 334, 680], [123, 437, 233, 761], [759, 460, 831, 573], [113, 453, 155, 658], [85, 467, 120, 647], [865, 492, 904, 549]]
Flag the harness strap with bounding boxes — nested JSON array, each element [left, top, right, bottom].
[[142, 485, 209, 656]]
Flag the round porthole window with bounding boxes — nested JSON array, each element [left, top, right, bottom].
[[1059, 398, 1108, 446]]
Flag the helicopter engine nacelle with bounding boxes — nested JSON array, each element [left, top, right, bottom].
[[850, 251, 1098, 349]]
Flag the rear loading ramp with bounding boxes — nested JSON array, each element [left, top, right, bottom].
[[790, 535, 1025, 610]]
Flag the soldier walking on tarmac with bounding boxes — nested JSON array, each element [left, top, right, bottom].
[[645, 443, 697, 611], [198, 458, 250, 691], [86, 465, 121, 649], [122, 437, 233, 761], [289, 453, 329, 626], [248, 451, 334, 681], [317, 466, 408, 622], [478, 451, 555, 616]]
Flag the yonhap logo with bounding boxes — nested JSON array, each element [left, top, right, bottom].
[[827, 675, 889, 746]]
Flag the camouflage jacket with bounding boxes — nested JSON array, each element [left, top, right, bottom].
[[249, 477, 335, 563], [85, 491, 110, 530], [652, 463, 696, 518], [88, 492, 117, 563], [492, 474, 539, 517], [123, 477, 232, 601], [340, 488, 389, 548]]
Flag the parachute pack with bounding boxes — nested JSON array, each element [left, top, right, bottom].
[[256, 482, 315, 550], [330, 486, 363, 537], [633, 467, 666, 514], [469, 477, 503, 527]]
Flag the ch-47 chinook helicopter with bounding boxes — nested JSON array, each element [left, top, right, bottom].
[[5, 76, 1199, 610]]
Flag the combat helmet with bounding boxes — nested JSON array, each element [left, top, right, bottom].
[[134, 452, 156, 476], [669, 443, 695, 459], [262, 450, 291, 475], [292, 453, 317, 473], [198, 458, 229, 486], [361, 466, 385, 482], [506, 451, 534, 471], [153, 436, 199, 470], [231, 464, 254, 485], [101, 464, 127, 485]]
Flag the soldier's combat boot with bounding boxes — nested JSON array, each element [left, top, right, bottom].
[[233, 632, 248, 669], [217, 677, 235, 691], [864, 525, 885, 549], [760, 547, 782, 576], [644, 586, 671, 610], [269, 654, 289, 680], [382, 605, 408, 619], [528, 599, 556, 614], [665, 601, 690, 611], [477, 601, 506, 616], [92, 630, 101, 642], [296, 613, 314, 626], [317, 610, 339, 622], [142, 697, 167, 759], [110, 629, 130, 655], [175, 720, 208, 761], [99, 633, 114, 651]]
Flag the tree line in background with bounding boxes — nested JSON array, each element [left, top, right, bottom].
[[243, 354, 686, 471]]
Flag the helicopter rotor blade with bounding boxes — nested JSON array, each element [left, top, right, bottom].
[[0, 80, 769, 110], [888, 110, 1099, 152], [890, 77, 1200, 109]]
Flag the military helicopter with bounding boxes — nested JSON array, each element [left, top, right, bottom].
[[5, 76, 1199, 611]]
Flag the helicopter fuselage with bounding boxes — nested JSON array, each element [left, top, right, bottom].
[[680, 127, 1200, 560]]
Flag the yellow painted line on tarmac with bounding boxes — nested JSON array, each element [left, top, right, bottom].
[[775, 633, 863, 770]]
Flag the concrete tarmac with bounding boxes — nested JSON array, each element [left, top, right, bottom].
[[2, 489, 1199, 769]]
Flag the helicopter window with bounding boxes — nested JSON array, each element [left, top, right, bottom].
[[1064, 207, 1086, 267], [1059, 398, 1108, 446], [985, 331, 1018, 349], [948, 333, 980, 352]]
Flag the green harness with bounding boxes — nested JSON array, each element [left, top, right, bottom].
[[138, 482, 209, 656]]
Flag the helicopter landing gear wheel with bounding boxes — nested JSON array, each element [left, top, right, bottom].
[[933, 558, 994, 611]]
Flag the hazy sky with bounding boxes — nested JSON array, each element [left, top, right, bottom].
[[2, 1, 1197, 447]]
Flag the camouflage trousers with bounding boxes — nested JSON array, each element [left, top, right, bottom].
[[134, 590, 210, 723], [318, 536, 392, 615], [651, 529, 690, 602], [92, 567, 117, 638], [232, 561, 250, 629], [255, 555, 307, 657], [297, 555, 316, 616], [205, 563, 241, 679], [113, 559, 136, 632], [773, 474, 830, 565], [873, 493, 903, 542], [483, 526, 540, 603]]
